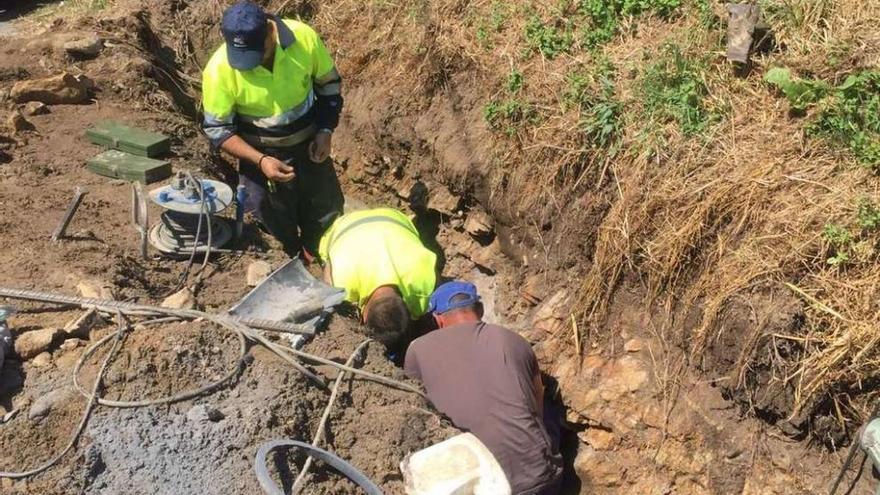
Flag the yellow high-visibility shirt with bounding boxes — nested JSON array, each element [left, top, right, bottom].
[[201, 18, 341, 148], [319, 208, 437, 317]]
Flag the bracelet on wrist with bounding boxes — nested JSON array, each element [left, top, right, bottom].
[[258, 155, 268, 168]]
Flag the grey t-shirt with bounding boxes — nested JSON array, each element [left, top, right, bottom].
[[404, 321, 562, 495]]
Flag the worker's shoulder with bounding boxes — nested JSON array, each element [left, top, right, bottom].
[[282, 18, 322, 43], [482, 323, 534, 353], [203, 44, 230, 76]]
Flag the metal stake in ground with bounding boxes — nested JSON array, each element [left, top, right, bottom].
[[51, 186, 88, 241]]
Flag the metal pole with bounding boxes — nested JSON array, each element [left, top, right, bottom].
[[0, 287, 314, 336], [51, 186, 88, 241]]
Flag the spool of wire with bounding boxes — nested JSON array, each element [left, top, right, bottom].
[[148, 173, 234, 257]]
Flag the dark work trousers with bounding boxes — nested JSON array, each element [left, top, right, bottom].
[[239, 140, 344, 256]]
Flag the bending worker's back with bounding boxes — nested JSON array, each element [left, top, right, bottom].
[[319, 207, 436, 345]]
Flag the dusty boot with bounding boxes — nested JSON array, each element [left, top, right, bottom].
[[726, 3, 761, 64]]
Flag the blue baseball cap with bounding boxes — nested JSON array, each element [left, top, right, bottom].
[[429, 281, 481, 314], [221, 1, 268, 71]]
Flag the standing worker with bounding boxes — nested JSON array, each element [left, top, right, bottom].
[[202, 0, 344, 258], [318, 207, 437, 347], [405, 281, 563, 495]]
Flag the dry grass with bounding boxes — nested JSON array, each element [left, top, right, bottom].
[[307, 0, 880, 433]]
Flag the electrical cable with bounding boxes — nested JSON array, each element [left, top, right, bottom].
[[72, 321, 248, 408], [164, 172, 213, 297], [0, 313, 129, 478], [254, 440, 383, 495], [292, 339, 371, 494], [0, 287, 424, 399]]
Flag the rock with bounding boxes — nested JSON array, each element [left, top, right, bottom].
[[11, 72, 93, 105], [624, 338, 644, 353], [246, 261, 272, 287], [520, 274, 545, 306], [579, 427, 617, 450], [654, 438, 709, 475], [76, 280, 102, 299], [533, 289, 572, 335], [64, 308, 101, 338], [7, 110, 34, 133], [426, 183, 461, 215], [573, 447, 625, 487], [59, 338, 86, 351], [63, 34, 102, 59], [464, 209, 494, 238], [162, 288, 196, 310], [76, 280, 114, 300], [28, 387, 73, 421], [14, 327, 62, 360], [598, 356, 650, 402], [31, 352, 53, 368], [23, 101, 49, 116], [187, 404, 224, 423], [2, 408, 19, 424], [469, 239, 503, 274]]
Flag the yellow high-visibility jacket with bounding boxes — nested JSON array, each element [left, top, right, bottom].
[[201, 18, 342, 149], [319, 208, 437, 318]]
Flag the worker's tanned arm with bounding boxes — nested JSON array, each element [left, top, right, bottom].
[[219, 135, 295, 182]]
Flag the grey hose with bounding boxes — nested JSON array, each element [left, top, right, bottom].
[[0, 287, 327, 389], [0, 313, 128, 478], [72, 321, 248, 408], [0, 287, 424, 398], [254, 440, 383, 495]]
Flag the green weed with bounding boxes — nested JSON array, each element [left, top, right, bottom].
[[823, 223, 853, 266], [808, 71, 880, 170], [476, 2, 509, 46], [577, 0, 683, 49], [764, 68, 830, 112], [639, 44, 711, 136], [821, 200, 880, 266], [506, 69, 524, 94], [565, 61, 622, 148], [484, 99, 538, 136], [524, 15, 574, 59], [857, 198, 880, 231]]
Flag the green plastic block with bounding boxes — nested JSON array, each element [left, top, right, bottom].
[[87, 150, 172, 184], [86, 120, 171, 157]]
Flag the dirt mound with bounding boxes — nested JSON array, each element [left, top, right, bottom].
[[0, 314, 453, 494]]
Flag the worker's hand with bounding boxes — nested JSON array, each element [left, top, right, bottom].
[[309, 131, 332, 163], [259, 155, 295, 183]]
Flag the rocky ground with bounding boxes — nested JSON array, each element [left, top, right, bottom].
[[0, 1, 878, 494]]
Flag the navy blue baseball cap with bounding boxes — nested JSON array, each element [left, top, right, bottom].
[[221, 1, 269, 71], [429, 281, 481, 314]]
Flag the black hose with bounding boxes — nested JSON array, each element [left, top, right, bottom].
[[829, 402, 880, 495], [254, 440, 383, 495]]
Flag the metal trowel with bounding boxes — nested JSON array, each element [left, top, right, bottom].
[[228, 258, 346, 338]]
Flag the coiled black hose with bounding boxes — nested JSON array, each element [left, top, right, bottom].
[[254, 440, 383, 495]]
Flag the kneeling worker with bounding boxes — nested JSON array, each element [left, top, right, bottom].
[[404, 281, 563, 495], [318, 207, 436, 345]]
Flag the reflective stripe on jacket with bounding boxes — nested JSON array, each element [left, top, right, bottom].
[[318, 208, 437, 318], [201, 17, 342, 148]]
